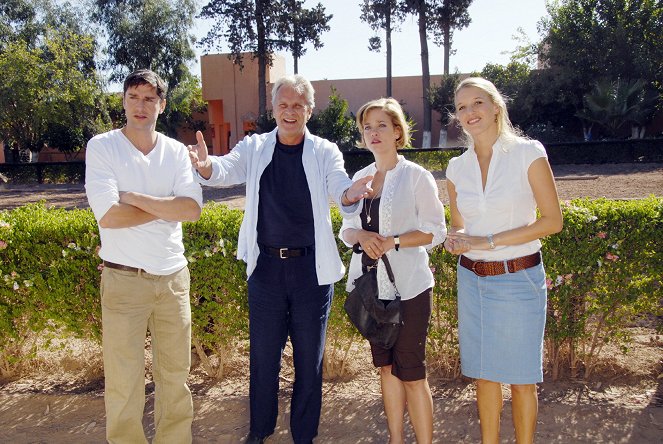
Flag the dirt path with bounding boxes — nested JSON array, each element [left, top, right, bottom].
[[1, 330, 661, 443], [1, 163, 662, 211]]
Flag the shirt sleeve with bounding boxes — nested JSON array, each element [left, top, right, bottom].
[[322, 139, 360, 217], [414, 169, 447, 249], [445, 155, 460, 185], [173, 143, 203, 208], [193, 136, 251, 186], [84, 137, 119, 222], [523, 139, 548, 169]]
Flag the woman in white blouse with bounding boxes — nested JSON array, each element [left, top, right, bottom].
[[340, 97, 446, 443], [445, 77, 563, 444]]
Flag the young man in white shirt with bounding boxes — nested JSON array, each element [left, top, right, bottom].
[[85, 69, 203, 443]]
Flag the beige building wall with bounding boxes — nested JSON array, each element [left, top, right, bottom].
[[312, 75, 462, 147], [201, 53, 459, 149], [201, 53, 286, 148]]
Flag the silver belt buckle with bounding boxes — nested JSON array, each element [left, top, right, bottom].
[[279, 248, 288, 259]]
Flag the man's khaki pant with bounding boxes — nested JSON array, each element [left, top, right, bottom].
[[101, 266, 193, 444]]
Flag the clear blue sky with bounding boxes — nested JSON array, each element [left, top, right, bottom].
[[192, 0, 549, 81]]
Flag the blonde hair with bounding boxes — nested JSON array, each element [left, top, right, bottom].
[[454, 77, 522, 142], [271, 74, 315, 110], [355, 97, 411, 149]]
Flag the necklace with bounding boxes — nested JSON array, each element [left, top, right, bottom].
[[365, 185, 382, 225]]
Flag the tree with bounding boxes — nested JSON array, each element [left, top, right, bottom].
[[429, 0, 473, 75], [91, 0, 197, 91], [307, 87, 359, 150], [428, 72, 460, 128], [199, 0, 282, 116], [200, 1, 331, 114], [538, 0, 663, 136], [576, 79, 660, 139], [403, 0, 433, 147], [157, 72, 208, 137], [0, 0, 40, 51], [0, 28, 110, 156], [277, 0, 331, 74], [480, 61, 531, 128], [359, 0, 406, 97]]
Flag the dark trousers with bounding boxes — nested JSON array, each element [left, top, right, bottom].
[[247, 252, 333, 443]]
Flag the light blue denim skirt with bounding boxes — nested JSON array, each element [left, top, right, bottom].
[[457, 260, 547, 384]]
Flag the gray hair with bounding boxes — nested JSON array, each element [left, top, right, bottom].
[[271, 75, 315, 109]]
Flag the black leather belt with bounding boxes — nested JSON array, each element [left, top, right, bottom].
[[259, 244, 315, 259], [103, 260, 145, 273]]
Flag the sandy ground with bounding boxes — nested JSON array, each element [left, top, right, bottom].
[[0, 329, 661, 443], [0, 163, 662, 211], [0, 163, 662, 443]]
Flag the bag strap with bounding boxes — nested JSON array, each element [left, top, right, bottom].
[[380, 254, 396, 284], [352, 243, 400, 297]]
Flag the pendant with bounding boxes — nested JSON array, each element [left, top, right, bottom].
[[367, 215, 371, 224]]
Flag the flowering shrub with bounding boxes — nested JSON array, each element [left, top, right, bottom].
[[0, 198, 660, 380], [542, 197, 662, 379]]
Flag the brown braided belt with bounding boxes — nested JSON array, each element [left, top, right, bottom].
[[460, 251, 541, 277]]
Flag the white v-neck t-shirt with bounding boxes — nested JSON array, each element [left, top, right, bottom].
[[85, 129, 203, 275], [446, 136, 547, 261]]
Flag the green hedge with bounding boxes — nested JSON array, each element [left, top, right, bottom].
[[1, 198, 661, 379]]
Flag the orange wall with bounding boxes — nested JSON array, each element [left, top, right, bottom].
[[200, 53, 461, 148], [311, 76, 462, 147], [201, 53, 286, 148]]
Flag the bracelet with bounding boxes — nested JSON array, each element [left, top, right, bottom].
[[394, 234, 400, 251], [487, 234, 496, 250], [341, 189, 349, 205]]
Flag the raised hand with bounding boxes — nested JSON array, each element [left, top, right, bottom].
[[187, 131, 212, 179]]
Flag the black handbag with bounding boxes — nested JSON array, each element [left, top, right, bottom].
[[344, 249, 401, 349]]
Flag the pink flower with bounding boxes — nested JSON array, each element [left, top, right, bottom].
[[0, 240, 7, 250], [546, 278, 553, 289], [97, 263, 105, 271], [605, 252, 619, 262], [564, 273, 573, 280], [430, 267, 436, 273], [597, 232, 607, 239]]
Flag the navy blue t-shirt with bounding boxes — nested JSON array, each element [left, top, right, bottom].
[[257, 137, 315, 247]]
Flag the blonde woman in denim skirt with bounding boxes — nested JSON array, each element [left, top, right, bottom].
[[444, 77, 563, 444]]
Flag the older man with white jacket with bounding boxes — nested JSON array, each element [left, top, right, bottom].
[[188, 74, 371, 444]]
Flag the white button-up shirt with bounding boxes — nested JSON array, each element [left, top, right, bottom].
[[340, 157, 447, 301], [446, 136, 547, 261]]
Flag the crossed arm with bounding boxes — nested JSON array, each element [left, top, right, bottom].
[[98, 192, 202, 229]]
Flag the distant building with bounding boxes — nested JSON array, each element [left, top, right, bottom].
[[200, 53, 461, 153]]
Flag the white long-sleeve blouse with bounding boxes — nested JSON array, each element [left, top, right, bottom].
[[340, 156, 447, 301]]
